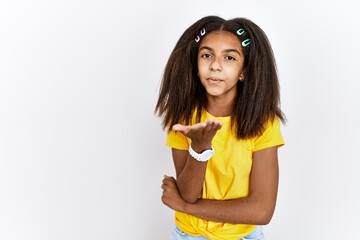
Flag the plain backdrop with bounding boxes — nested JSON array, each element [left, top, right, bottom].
[[1, 0, 359, 239]]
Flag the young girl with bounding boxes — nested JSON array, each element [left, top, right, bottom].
[[155, 15, 285, 240]]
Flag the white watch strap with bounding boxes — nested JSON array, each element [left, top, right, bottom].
[[188, 144, 214, 162]]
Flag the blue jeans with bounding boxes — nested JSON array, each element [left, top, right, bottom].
[[171, 225, 264, 240]]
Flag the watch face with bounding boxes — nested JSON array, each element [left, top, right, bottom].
[[204, 151, 212, 158], [189, 145, 214, 162], [201, 149, 214, 161]]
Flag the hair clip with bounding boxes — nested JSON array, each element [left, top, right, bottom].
[[236, 28, 251, 47], [195, 28, 206, 43], [241, 39, 251, 47], [236, 28, 245, 36]]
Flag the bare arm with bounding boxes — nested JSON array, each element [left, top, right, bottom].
[[172, 149, 207, 203], [171, 120, 222, 203], [162, 146, 279, 225]]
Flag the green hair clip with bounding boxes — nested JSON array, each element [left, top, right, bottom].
[[241, 39, 251, 47], [236, 28, 251, 47]]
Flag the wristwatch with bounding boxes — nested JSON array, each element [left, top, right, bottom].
[[188, 144, 214, 162]]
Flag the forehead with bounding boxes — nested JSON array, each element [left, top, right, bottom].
[[199, 30, 242, 50]]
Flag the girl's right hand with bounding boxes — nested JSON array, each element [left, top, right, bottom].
[[172, 119, 222, 152]]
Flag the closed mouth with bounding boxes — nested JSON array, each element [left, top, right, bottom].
[[207, 77, 222, 83]]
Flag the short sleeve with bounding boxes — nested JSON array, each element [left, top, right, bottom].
[[253, 117, 285, 152], [166, 130, 190, 150]]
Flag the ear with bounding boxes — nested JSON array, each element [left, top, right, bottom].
[[239, 68, 248, 81], [239, 73, 245, 81]]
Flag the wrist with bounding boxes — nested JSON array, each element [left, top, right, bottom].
[[183, 199, 197, 216], [183, 200, 191, 214], [189, 143, 214, 162], [190, 142, 212, 153]]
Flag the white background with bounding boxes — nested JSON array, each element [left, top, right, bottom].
[[1, 0, 359, 239]]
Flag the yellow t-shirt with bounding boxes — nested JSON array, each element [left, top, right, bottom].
[[166, 111, 284, 240]]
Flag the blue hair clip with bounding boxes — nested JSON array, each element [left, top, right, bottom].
[[241, 39, 251, 47], [236, 28, 251, 47], [236, 28, 245, 36]]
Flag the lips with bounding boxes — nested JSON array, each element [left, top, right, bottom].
[[207, 77, 222, 83]]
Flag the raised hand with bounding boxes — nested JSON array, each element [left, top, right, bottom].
[[172, 119, 222, 152]]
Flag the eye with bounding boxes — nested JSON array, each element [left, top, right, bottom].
[[225, 56, 236, 61], [201, 53, 212, 59]]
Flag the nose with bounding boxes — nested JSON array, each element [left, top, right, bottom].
[[209, 57, 222, 71]]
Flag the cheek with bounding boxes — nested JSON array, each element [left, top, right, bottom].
[[232, 65, 244, 78], [197, 68, 207, 85], [197, 65, 207, 78]]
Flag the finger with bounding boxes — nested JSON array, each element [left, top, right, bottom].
[[190, 122, 207, 133], [211, 119, 221, 127], [212, 121, 222, 131], [162, 178, 169, 185], [207, 119, 223, 131], [172, 124, 187, 133], [204, 119, 216, 132], [162, 177, 176, 187], [167, 176, 176, 183], [215, 121, 223, 130], [162, 177, 167, 184], [161, 195, 169, 206], [164, 175, 176, 182], [163, 179, 175, 188]]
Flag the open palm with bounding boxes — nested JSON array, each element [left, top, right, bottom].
[[172, 119, 222, 152]]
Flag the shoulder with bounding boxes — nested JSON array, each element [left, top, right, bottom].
[[166, 130, 190, 150], [253, 117, 284, 152]]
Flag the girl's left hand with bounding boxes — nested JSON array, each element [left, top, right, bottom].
[[161, 175, 187, 212]]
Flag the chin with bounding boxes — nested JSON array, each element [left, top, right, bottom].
[[205, 90, 223, 97]]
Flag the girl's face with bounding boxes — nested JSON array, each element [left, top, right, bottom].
[[197, 31, 245, 102]]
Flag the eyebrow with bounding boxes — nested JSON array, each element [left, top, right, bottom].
[[199, 46, 241, 56]]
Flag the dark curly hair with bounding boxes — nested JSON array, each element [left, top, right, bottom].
[[155, 15, 285, 139]]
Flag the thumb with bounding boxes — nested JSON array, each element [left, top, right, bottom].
[[172, 124, 189, 136], [172, 124, 185, 132], [164, 175, 176, 181]]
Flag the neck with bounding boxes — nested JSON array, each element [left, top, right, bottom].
[[206, 95, 234, 117]]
